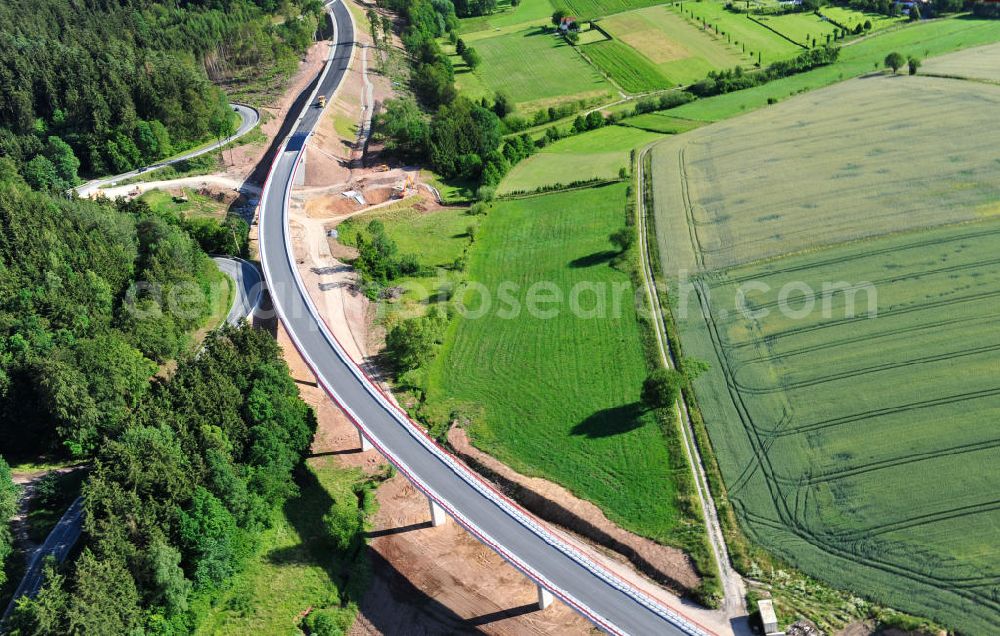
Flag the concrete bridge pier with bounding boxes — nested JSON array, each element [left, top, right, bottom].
[[357, 426, 373, 452], [537, 585, 554, 610], [428, 498, 448, 527]]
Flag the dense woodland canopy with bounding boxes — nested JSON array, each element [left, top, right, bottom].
[[6, 325, 316, 634], [0, 159, 228, 458], [0, 0, 322, 184], [0, 0, 351, 629]]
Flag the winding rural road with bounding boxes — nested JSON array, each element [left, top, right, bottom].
[[1, 258, 262, 624], [75, 103, 259, 197], [213, 256, 264, 326], [257, 2, 711, 635]]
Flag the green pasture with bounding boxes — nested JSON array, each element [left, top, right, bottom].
[[668, 16, 1000, 122], [600, 6, 749, 85], [650, 73, 1000, 272], [620, 112, 705, 134], [448, 26, 614, 109], [459, 0, 554, 33], [751, 11, 838, 47], [551, 0, 664, 20], [337, 203, 475, 311], [139, 188, 230, 220], [670, 1, 801, 62], [499, 125, 660, 193], [424, 185, 688, 541], [819, 6, 905, 33], [583, 39, 671, 92]]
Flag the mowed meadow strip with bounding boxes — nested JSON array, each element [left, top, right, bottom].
[[449, 25, 614, 109], [424, 185, 690, 541], [600, 6, 750, 85], [583, 39, 672, 92], [499, 125, 661, 194], [651, 46, 1000, 631]]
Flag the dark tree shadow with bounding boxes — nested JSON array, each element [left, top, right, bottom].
[[571, 402, 646, 438], [569, 250, 617, 268]]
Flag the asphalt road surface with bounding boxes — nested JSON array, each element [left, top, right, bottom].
[[1, 498, 84, 621], [256, 3, 708, 635], [75, 103, 259, 197], [213, 256, 264, 326]]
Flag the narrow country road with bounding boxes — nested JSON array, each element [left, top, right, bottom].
[[212, 256, 264, 326], [636, 144, 749, 627], [75, 103, 259, 197]]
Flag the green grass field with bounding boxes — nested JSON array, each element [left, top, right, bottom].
[[424, 185, 689, 541], [650, 74, 1000, 273], [448, 26, 614, 110], [583, 39, 671, 92], [819, 6, 905, 33], [459, 0, 554, 33], [337, 203, 475, 312], [551, 0, 663, 20], [499, 125, 660, 193], [195, 460, 372, 634], [751, 12, 838, 48], [621, 112, 705, 134], [600, 6, 750, 86], [139, 188, 230, 220], [668, 16, 1000, 122], [670, 2, 801, 62], [922, 40, 1000, 82], [652, 54, 1000, 632]]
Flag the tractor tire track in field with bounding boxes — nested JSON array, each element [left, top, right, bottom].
[[711, 286, 1000, 349], [720, 223, 1000, 284], [762, 386, 1000, 438], [719, 254, 1000, 317], [727, 313, 993, 366], [770, 438, 1000, 487], [689, 244, 1000, 617], [732, 341, 1000, 395], [677, 146, 707, 271]]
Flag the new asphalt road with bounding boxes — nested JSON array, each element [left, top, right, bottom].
[[75, 103, 259, 197], [213, 256, 264, 326], [257, 3, 710, 634]]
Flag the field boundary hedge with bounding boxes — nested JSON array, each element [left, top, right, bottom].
[[497, 176, 624, 199]]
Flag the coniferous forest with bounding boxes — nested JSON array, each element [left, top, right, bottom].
[[0, 2, 355, 632]]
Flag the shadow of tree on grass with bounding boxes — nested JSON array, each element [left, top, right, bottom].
[[570, 402, 646, 438]]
